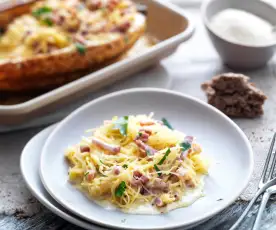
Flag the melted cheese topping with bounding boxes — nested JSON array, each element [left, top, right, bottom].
[[0, 0, 138, 59]]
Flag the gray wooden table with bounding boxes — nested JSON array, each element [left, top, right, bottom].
[[1, 3, 276, 230]]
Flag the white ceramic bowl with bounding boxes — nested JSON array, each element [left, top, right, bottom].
[[40, 88, 253, 230], [201, 0, 276, 70]]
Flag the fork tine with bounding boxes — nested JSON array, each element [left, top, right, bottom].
[[259, 133, 276, 184], [268, 143, 276, 180]]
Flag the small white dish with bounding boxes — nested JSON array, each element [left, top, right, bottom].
[[202, 0, 276, 70], [40, 88, 254, 230], [20, 124, 106, 230]]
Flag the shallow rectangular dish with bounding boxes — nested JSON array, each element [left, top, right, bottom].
[[0, 0, 194, 125]]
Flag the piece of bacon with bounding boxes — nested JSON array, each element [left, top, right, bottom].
[[131, 171, 150, 187], [80, 145, 90, 153], [153, 197, 164, 207], [139, 128, 152, 135], [91, 137, 120, 154], [151, 178, 169, 193], [113, 166, 121, 175], [139, 120, 155, 126], [135, 140, 157, 156], [86, 169, 96, 181]]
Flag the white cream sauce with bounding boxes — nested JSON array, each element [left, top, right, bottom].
[[94, 178, 205, 215]]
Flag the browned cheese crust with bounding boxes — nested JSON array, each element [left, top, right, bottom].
[[0, 0, 146, 91], [0, 14, 145, 81], [201, 73, 267, 118]]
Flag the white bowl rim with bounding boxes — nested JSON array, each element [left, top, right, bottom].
[[40, 87, 254, 230], [201, 0, 276, 48]]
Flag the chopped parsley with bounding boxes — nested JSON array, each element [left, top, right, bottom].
[[146, 149, 151, 156], [122, 164, 128, 169], [43, 18, 53, 26], [32, 6, 52, 17], [162, 118, 173, 130], [124, 35, 129, 44], [84, 171, 89, 177], [115, 181, 127, 197], [158, 148, 171, 165], [138, 132, 142, 137], [180, 142, 191, 152], [75, 43, 86, 55], [99, 160, 104, 164], [154, 164, 161, 176], [113, 116, 129, 136]]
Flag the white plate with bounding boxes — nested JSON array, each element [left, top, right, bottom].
[[40, 88, 254, 230], [20, 124, 216, 230], [20, 124, 106, 230]]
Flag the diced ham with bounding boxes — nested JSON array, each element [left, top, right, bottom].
[[184, 136, 194, 144], [140, 175, 150, 184], [139, 128, 152, 135], [139, 120, 155, 126], [153, 197, 163, 207], [86, 0, 103, 11], [113, 166, 121, 175], [111, 21, 131, 33], [135, 140, 157, 156], [86, 170, 95, 181], [131, 171, 150, 187], [91, 137, 120, 154], [151, 178, 169, 193], [107, 0, 119, 11], [133, 170, 143, 179], [80, 145, 90, 153]]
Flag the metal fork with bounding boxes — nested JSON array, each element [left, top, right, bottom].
[[230, 133, 276, 230], [252, 185, 276, 230]]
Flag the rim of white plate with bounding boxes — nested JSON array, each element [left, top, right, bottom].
[[20, 124, 106, 230], [39, 88, 254, 230]]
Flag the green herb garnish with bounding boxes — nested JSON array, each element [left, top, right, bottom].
[[158, 148, 171, 165], [138, 132, 142, 137], [115, 181, 127, 197], [113, 116, 128, 136], [75, 43, 86, 55], [180, 142, 191, 152], [84, 171, 89, 176], [162, 118, 173, 130], [43, 18, 53, 26], [146, 149, 151, 156], [154, 164, 161, 176], [122, 164, 128, 169], [100, 160, 104, 164], [124, 35, 129, 44], [32, 6, 52, 17]]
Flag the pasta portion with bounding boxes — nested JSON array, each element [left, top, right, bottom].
[[65, 114, 209, 213]]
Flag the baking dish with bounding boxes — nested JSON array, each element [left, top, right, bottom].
[[0, 0, 194, 125]]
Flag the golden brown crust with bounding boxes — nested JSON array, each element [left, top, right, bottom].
[[0, 12, 146, 83], [0, 15, 145, 91], [0, 0, 35, 28]]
